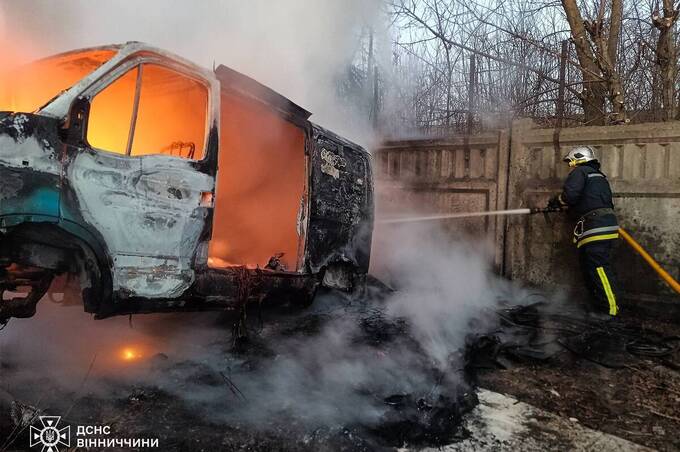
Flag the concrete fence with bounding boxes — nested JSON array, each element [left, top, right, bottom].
[[375, 119, 680, 303]]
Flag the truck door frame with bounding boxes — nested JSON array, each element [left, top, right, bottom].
[[61, 51, 221, 300]]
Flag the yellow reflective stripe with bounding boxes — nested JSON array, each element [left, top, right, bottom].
[[596, 267, 618, 316], [576, 233, 619, 248]]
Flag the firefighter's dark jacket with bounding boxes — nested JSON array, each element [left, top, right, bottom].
[[559, 161, 619, 248]]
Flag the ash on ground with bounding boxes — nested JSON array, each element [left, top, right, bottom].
[[0, 285, 483, 451]]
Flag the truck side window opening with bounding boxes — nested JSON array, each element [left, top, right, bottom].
[[87, 67, 138, 155], [87, 63, 208, 159], [130, 64, 208, 159]]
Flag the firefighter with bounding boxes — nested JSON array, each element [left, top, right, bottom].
[[548, 146, 619, 318]]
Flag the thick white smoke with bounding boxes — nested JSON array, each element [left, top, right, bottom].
[[0, 223, 512, 431], [0, 0, 385, 146]]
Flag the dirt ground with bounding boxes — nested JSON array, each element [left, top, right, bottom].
[[1, 289, 678, 451], [477, 311, 680, 452]]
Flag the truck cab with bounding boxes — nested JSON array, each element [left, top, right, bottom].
[[0, 42, 373, 321]]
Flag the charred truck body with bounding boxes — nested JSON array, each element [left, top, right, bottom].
[[0, 42, 373, 322]]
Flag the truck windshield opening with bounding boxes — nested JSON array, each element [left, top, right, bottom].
[[0, 49, 116, 113]]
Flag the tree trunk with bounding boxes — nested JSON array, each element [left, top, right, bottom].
[[608, 0, 623, 65], [653, 1, 679, 121], [561, 0, 627, 124], [606, 73, 626, 123], [561, 0, 606, 124], [582, 77, 607, 125], [606, 0, 626, 123]]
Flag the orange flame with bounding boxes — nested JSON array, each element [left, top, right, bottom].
[[119, 346, 143, 362]]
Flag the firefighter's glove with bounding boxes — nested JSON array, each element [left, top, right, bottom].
[[547, 196, 562, 211]]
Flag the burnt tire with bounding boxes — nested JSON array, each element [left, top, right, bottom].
[[0, 272, 52, 320]]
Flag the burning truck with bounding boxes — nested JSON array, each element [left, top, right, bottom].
[[0, 42, 373, 323]]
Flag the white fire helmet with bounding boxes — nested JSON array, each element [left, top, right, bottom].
[[563, 146, 596, 167]]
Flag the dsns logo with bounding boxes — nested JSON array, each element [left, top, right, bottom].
[[29, 416, 70, 452]]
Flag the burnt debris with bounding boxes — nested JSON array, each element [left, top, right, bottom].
[[0, 285, 478, 451]]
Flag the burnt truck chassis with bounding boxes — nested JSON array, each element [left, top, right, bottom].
[[0, 43, 373, 323]]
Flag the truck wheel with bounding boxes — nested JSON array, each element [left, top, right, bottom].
[[0, 267, 53, 321]]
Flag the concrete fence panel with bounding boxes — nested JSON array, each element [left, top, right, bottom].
[[375, 120, 679, 303], [375, 132, 510, 271]]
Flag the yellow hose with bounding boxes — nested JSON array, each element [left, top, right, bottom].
[[619, 228, 680, 295]]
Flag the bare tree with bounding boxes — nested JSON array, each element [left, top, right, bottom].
[[561, 0, 626, 124], [652, 0, 680, 120], [373, 0, 680, 135]]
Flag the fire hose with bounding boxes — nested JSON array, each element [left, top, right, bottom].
[[378, 207, 680, 295], [618, 228, 680, 295]]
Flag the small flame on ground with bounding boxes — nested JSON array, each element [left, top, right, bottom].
[[119, 347, 142, 362]]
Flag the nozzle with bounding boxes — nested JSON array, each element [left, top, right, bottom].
[[530, 206, 565, 214]]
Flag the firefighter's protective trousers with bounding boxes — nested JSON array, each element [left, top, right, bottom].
[[578, 240, 619, 316]]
